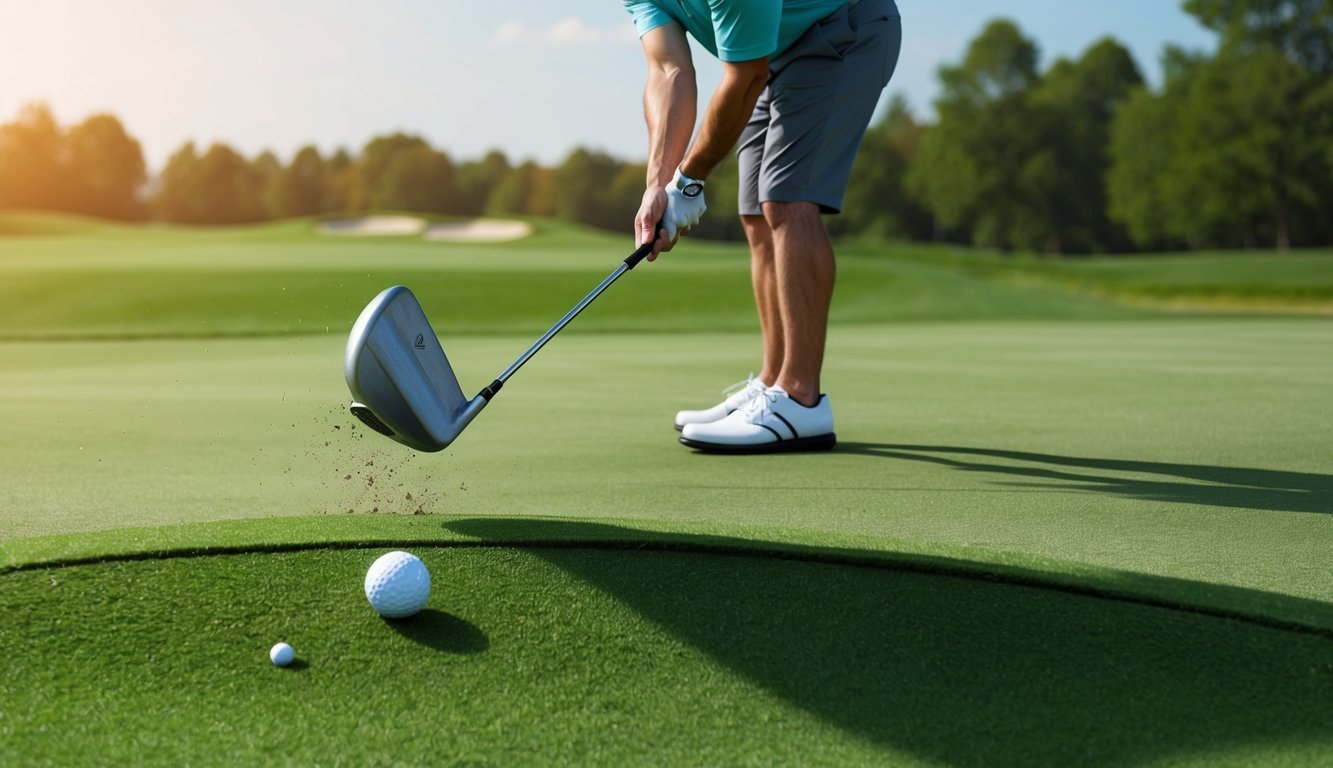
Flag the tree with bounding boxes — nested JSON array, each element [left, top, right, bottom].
[[199, 144, 267, 223], [270, 145, 331, 217], [326, 148, 364, 212], [1180, 0, 1333, 248], [361, 133, 433, 209], [1172, 48, 1329, 249], [832, 95, 933, 242], [0, 103, 67, 211], [372, 145, 458, 214], [486, 161, 554, 218], [909, 20, 1048, 250], [607, 162, 648, 238], [63, 114, 147, 220], [152, 141, 266, 224], [552, 147, 625, 231], [1109, 3, 1333, 250], [457, 150, 511, 216], [1184, 0, 1333, 73], [252, 150, 281, 219], [151, 142, 202, 223], [0, 105, 149, 220], [1106, 50, 1198, 248], [1028, 38, 1144, 252]]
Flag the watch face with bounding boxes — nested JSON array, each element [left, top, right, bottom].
[[681, 182, 704, 199]]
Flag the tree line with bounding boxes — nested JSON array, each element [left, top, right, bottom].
[[0, 0, 1328, 253], [0, 103, 655, 234]]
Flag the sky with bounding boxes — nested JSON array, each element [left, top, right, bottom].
[[0, 0, 1216, 172]]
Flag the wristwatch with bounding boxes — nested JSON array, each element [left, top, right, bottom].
[[674, 168, 705, 199]]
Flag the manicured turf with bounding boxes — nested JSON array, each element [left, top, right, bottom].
[[3, 323, 1329, 609], [3, 545, 1331, 766], [3, 211, 1330, 341], [1, 213, 1331, 765]]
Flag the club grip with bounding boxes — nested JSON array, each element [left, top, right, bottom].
[[624, 242, 653, 270], [624, 221, 666, 270]]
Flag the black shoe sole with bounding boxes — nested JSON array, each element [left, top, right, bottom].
[[679, 433, 837, 455]]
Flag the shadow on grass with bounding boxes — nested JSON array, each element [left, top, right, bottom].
[[838, 443, 1333, 515], [445, 517, 1333, 766], [385, 609, 489, 654]]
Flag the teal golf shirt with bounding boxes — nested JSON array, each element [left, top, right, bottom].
[[624, 0, 849, 61]]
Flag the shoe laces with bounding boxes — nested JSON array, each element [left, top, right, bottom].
[[739, 387, 781, 423], [721, 373, 759, 398]]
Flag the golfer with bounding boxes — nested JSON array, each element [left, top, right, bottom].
[[625, 0, 902, 453]]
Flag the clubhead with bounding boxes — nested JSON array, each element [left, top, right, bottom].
[[345, 286, 485, 451]]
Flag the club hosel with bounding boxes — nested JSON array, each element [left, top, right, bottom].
[[431, 395, 490, 449], [479, 378, 504, 401]]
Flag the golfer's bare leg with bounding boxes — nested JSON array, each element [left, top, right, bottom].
[[763, 201, 834, 407], [742, 214, 783, 387]]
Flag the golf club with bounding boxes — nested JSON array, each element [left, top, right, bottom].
[[345, 233, 658, 452]]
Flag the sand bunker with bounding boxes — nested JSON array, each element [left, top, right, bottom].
[[317, 215, 427, 237], [317, 216, 532, 242], [423, 219, 533, 242]]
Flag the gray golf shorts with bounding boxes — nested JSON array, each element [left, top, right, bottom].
[[737, 0, 902, 216]]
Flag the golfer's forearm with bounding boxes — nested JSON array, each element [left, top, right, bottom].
[[680, 60, 767, 181], [644, 66, 696, 189]]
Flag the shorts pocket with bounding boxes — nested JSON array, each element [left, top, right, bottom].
[[773, 5, 853, 73], [813, 8, 856, 59]]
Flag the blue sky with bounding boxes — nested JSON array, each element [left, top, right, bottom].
[[0, 0, 1215, 171]]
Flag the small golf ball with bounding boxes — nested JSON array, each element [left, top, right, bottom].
[[269, 642, 295, 667], [365, 550, 431, 618]]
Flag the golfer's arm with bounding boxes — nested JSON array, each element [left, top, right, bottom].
[[641, 24, 698, 189], [679, 57, 768, 181]]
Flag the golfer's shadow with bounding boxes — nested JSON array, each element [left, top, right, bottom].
[[384, 609, 489, 654], [836, 442, 1333, 515], [442, 516, 1333, 767]]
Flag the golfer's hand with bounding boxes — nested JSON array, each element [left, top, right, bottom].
[[664, 180, 706, 245], [636, 186, 670, 261]]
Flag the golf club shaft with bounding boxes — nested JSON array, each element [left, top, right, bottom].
[[483, 237, 656, 397]]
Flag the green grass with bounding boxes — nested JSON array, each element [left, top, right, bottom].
[[1, 213, 1331, 765], [870, 240, 1333, 312], [4, 212, 1329, 342], [3, 545, 1330, 766]]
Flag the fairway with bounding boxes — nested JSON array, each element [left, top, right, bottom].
[[1, 216, 1331, 765]]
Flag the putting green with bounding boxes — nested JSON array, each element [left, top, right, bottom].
[[2, 321, 1330, 608], [2, 545, 1330, 766]]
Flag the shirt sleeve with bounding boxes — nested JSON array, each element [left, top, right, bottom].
[[709, 0, 781, 61], [623, 0, 674, 38]]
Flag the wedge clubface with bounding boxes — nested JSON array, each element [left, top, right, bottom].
[[345, 236, 656, 452]]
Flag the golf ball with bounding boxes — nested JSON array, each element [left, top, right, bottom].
[[365, 550, 431, 618], [269, 642, 295, 667]]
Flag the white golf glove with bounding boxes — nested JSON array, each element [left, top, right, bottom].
[[663, 167, 707, 241]]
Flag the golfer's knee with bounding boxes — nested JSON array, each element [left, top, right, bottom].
[[760, 201, 820, 232], [742, 214, 772, 250]]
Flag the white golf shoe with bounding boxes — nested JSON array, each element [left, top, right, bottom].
[[679, 386, 836, 454], [674, 375, 768, 431]]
